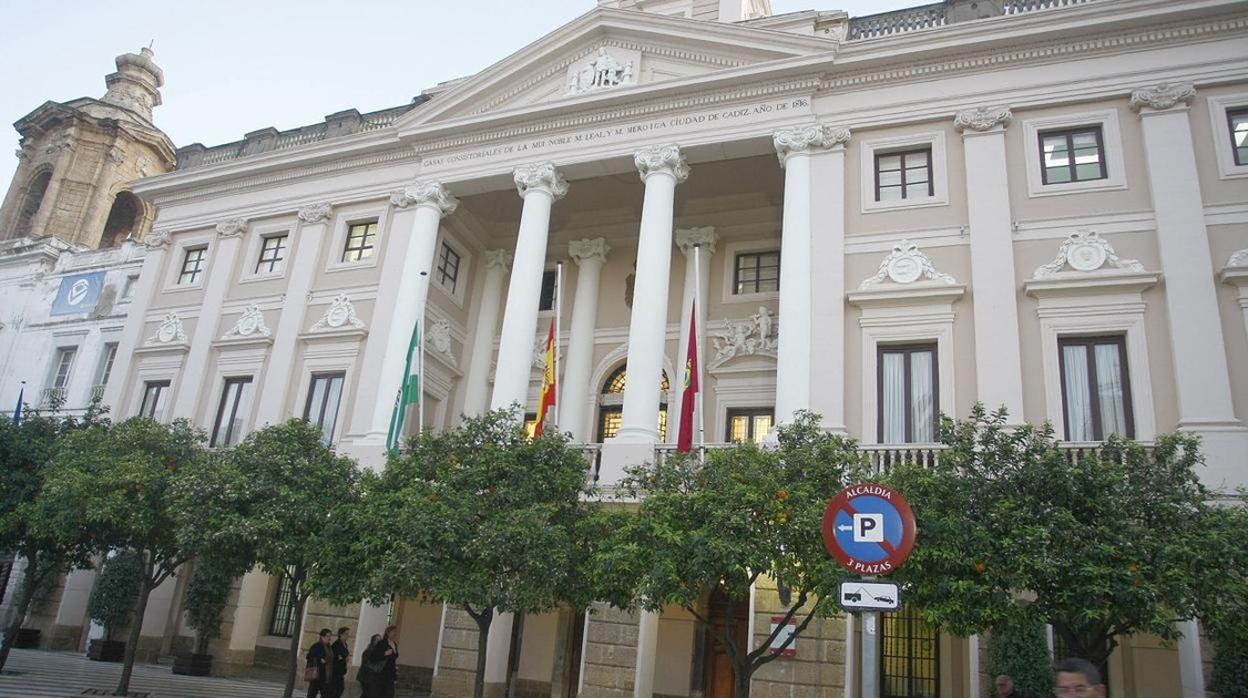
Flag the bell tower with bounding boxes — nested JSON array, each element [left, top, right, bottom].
[[0, 47, 176, 249]]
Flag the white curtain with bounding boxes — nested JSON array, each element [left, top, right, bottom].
[[1062, 345, 1092, 441], [1094, 344, 1128, 437], [910, 351, 935, 442], [882, 352, 906, 443]]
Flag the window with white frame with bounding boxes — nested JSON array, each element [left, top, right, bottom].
[[304, 372, 345, 444], [1021, 109, 1126, 196], [1039, 126, 1107, 185], [255, 233, 288, 274], [1058, 335, 1134, 441], [121, 274, 139, 300], [1207, 95, 1248, 179], [859, 131, 948, 212], [138, 380, 170, 419], [874, 147, 933, 201], [95, 343, 118, 388], [734, 251, 780, 295], [49, 347, 77, 391], [878, 344, 938, 444], [178, 246, 207, 285], [210, 377, 254, 448], [341, 221, 377, 262], [1228, 107, 1248, 167], [436, 241, 462, 294]]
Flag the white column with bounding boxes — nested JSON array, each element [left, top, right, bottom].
[[668, 227, 716, 443], [614, 145, 689, 444], [253, 203, 333, 425], [170, 218, 248, 420], [1175, 619, 1206, 698], [968, 634, 981, 698], [1132, 82, 1247, 492], [225, 567, 270, 660], [101, 234, 165, 417], [633, 609, 661, 698], [773, 125, 850, 429], [489, 162, 568, 413], [484, 163, 568, 689], [354, 602, 390, 664], [350, 183, 457, 455], [955, 106, 1026, 421], [461, 250, 510, 417], [561, 238, 611, 442]]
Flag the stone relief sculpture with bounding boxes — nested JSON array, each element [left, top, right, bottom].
[[709, 306, 778, 368], [220, 304, 271, 340], [426, 317, 457, 367], [146, 312, 187, 345], [859, 240, 957, 288], [309, 293, 365, 332], [1032, 231, 1144, 278], [566, 47, 636, 95], [1226, 249, 1248, 268]]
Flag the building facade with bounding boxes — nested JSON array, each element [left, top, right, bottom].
[[13, 0, 1248, 696]]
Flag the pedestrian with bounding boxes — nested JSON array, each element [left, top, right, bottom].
[[994, 674, 1016, 697], [357, 633, 382, 698], [305, 628, 335, 698], [367, 625, 400, 698], [329, 626, 350, 698], [1054, 657, 1106, 697]]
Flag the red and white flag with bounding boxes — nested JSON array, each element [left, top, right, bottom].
[[676, 301, 699, 453]]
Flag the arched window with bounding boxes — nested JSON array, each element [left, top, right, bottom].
[[100, 191, 140, 247], [596, 365, 669, 442], [12, 170, 52, 238]]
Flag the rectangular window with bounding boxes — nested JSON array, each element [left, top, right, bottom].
[[878, 344, 938, 444], [881, 606, 940, 698], [255, 233, 288, 274], [734, 251, 780, 295], [595, 407, 666, 443], [138, 380, 170, 419], [210, 377, 254, 448], [875, 147, 933, 201], [1229, 107, 1248, 167], [436, 242, 461, 293], [178, 246, 207, 285], [1039, 126, 1107, 185], [304, 372, 346, 444], [268, 567, 300, 638], [726, 408, 774, 444], [122, 274, 139, 299], [538, 270, 558, 311], [50, 347, 77, 389], [1059, 336, 1133, 441], [96, 343, 118, 387], [341, 221, 377, 262]]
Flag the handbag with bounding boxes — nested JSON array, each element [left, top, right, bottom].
[[304, 664, 319, 682]]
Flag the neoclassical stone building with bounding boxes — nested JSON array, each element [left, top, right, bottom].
[[29, 0, 1248, 696]]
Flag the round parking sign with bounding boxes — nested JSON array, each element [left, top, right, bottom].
[[822, 483, 916, 575]]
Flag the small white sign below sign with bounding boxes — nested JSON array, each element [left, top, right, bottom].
[[839, 581, 901, 612]]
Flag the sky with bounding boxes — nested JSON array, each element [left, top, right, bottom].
[[0, 0, 918, 191]]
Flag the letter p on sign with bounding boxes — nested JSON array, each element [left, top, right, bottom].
[[854, 513, 884, 543]]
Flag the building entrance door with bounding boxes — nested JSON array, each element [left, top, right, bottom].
[[702, 588, 749, 698]]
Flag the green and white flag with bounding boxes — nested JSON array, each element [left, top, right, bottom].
[[386, 320, 420, 451]]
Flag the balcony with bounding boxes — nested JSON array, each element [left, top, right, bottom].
[[38, 387, 66, 409], [846, 0, 1094, 41]]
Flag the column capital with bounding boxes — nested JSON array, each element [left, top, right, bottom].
[[569, 237, 611, 266], [773, 124, 850, 165], [143, 228, 171, 250], [675, 226, 718, 256], [514, 162, 569, 200], [216, 217, 248, 238], [954, 105, 1012, 133], [391, 181, 459, 217], [297, 202, 333, 224], [635, 144, 690, 183], [1129, 82, 1196, 113], [484, 249, 511, 271]]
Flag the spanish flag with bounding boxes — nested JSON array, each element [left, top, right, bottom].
[[533, 318, 557, 437], [676, 301, 699, 453]]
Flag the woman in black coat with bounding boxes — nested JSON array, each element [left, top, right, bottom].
[[305, 628, 334, 698], [367, 625, 400, 698], [329, 627, 350, 698], [357, 633, 381, 698]]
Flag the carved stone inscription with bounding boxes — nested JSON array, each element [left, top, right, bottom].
[[422, 97, 813, 168]]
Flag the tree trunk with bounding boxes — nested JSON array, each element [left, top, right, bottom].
[[0, 555, 41, 672], [115, 555, 156, 696], [472, 608, 494, 698], [283, 584, 309, 698], [734, 664, 753, 698]]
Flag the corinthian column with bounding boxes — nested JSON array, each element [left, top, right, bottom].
[[773, 124, 849, 430], [351, 182, 457, 458], [955, 105, 1025, 421], [561, 238, 611, 442], [614, 145, 689, 444], [489, 162, 568, 413], [461, 250, 510, 417], [668, 227, 717, 443]]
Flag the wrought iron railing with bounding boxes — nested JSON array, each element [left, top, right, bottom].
[[39, 387, 66, 408]]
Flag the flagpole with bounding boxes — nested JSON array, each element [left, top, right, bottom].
[[417, 271, 427, 437], [693, 244, 705, 465], [553, 261, 563, 430]]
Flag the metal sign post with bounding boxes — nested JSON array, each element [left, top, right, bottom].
[[821, 483, 917, 698]]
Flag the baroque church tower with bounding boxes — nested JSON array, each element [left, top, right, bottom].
[[0, 47, 175, 249]]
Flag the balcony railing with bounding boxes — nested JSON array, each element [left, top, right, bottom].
[[578, 443, 603, 485], [39, 387, 66, 408], [89, 385, 106, 403], [846, 0, 1093, 41]]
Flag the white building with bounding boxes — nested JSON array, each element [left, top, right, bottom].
[[16, 0, 1248, 695]]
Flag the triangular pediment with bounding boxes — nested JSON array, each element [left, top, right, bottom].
[[397, 7, 837, 129]]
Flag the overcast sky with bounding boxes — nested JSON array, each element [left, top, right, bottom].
[[0, 0, 917, 191]]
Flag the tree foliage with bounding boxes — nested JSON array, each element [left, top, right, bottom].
[[885, 406, 1234, 669], [986, 617, 1054, 698], [182, 553, 248, 655], [87, 551, 143, 642], [603, 412, 863, 698], [364, 409, 598, 698]]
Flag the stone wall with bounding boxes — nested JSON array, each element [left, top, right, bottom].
[[432, 607, 483, 698], [750, 580, 848, 698], [581, 603, 640, 698]]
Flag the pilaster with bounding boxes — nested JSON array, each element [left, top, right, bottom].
[[101, 233, 168, 416]]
